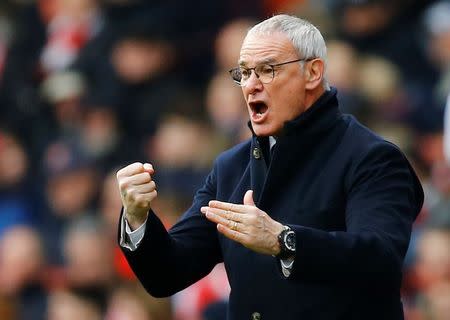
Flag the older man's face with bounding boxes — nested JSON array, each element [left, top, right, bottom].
[[239, 32, 308, 137]]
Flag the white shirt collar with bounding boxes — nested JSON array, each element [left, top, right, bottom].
[[269, 136, 277, 149]]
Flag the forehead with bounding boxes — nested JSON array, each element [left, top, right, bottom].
[[239, 32, 297, 65]]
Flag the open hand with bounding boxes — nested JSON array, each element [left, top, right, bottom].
[[201, 190, 284, 256]]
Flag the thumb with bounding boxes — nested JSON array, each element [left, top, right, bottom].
[[243, 190, 255, 206]]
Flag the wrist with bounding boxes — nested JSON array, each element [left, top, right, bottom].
[[272, 223, 285, 255], [125, 210, 149, 230], [276, 225, 296, 260]]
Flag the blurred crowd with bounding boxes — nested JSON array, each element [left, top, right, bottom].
[[0, 0, 448, 319]]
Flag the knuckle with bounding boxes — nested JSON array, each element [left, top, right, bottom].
[[131, 162, 144, 173], [134, 194, 147, 206], [118, 180, 128, 192]]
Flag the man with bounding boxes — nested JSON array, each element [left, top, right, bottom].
[[117, 14, 423, 319]]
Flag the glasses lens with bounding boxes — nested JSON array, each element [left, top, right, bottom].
[[229, 68, 242, 84], [256, 65, 274, 84]]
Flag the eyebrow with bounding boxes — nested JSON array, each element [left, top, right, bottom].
[[238, 57, 277, 66]]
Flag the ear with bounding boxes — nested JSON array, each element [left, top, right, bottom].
[[304, 59, 325, 90]]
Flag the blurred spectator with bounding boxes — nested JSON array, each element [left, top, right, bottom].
[[40, 138, 99, 264], [423, 161, 450, 225], [358, 54, 410, 123], [43, 139, 98, 219], [214, 18, 256, 72], [333, 0, 438, 106], [39, 0, 103, 73], [146, 113, 221, 199], [79, 104, 130, 172], [0, 226, 47, 320], [46, 288, 102, 320], [325, 40, 369, 121], [108, 31, 191, 140], [40, 70, 86, 136], [0, 2, 47, 132], [206, 73, 249, 144], [0, 130, 35, 237], [420, 281, 450, 320], [0, 0, 102, 154], [173, 264, 230, 320], [63, 216, 115, 291], [414, 227, 450, 292], [105, 282, 172, 320], [423, 0, 450, 105], [404, 227, 450, 319]]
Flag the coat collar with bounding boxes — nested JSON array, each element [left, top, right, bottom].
[[246, 87, 343, 209], [247, 87, 341, 141]]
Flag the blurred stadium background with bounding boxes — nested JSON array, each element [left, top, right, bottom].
[[0, 0, 449, 319]]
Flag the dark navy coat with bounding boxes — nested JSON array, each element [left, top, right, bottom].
[[120, 88, 423, 320]]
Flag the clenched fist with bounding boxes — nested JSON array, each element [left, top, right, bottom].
[[117, 162, 157, 229]]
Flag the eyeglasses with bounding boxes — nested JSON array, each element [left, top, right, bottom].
[[228, 58, 315, 86]]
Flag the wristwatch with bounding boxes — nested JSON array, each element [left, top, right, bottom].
[[277, 225, 296, 260]]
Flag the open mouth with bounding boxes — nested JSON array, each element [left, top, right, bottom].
[[249, 102, 269, 121]]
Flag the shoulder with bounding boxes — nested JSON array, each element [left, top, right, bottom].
[[341, 115, 423, 206], [341, 114, 405, 159]]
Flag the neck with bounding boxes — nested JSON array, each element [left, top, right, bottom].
[[304, 86, 327, 112]]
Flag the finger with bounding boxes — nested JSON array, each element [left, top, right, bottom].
[[131, 181, 156, 194], [117, 162, 144, 178], [204, 207, 246, 223], [204, 209, 230, 226], [204, 209, 242, 230], [123, 172, 152, 187], [216, 223, 248, 244], [208, 201, 250, 213], [133, 190, 157, 207]]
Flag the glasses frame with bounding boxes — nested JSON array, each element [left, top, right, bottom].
[[229, 57, 315, 86]]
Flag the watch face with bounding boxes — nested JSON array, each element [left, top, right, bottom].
[[284, 231, 296, 251]]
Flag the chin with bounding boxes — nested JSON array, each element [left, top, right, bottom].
[[252, 123, 278, 137]]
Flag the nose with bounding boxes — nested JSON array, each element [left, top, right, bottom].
[[243, 70, 263, 94]]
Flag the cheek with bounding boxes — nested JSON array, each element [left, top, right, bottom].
[[275, 90, 304, 121]]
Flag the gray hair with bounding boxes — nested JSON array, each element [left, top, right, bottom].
[[247, 14, 330, 90]]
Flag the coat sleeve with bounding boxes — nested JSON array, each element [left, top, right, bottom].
[[287, 142, 423, 288], [118, 161, 223, 298]]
